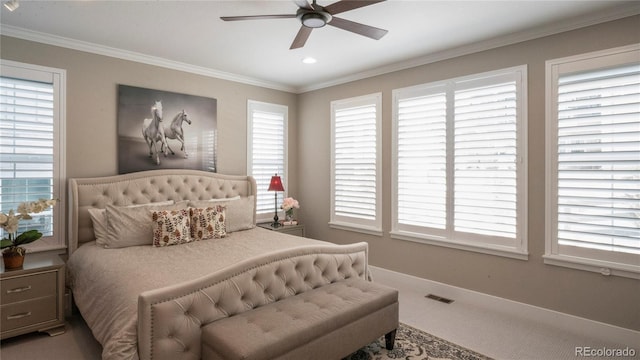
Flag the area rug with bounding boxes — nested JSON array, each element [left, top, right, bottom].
[[344, 323, 493, 360]]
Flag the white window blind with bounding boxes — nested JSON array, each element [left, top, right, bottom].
[[557, 65, 639, 254], [545, 45, 640, 278], [392, 66, 527, 258], [330, 93, 381, 234], [396, 88, 447, 231], [247, 101, 287, 217], [454, 82, 518, 239], [0, 61, 65, 252]]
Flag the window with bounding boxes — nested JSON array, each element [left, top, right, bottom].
[[391, 66, 527, 258], [330, 93, 382, 235], [247, 100, 287, 222], [0, 60, 66, 252], [545, 44, 640, 279]]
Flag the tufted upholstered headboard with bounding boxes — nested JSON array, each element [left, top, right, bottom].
[[68, 169, 257, 255]]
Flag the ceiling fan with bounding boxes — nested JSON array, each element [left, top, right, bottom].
[[220, 0, 388, 49]]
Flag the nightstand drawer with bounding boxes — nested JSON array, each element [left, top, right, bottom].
[[1, 271, 57, 304], [279, 227, 304, 237], [258, 223, 305, 237], [1, 295, 57, 332]]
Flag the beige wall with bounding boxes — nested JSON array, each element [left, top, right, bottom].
[[1, 34, 299, 262], [0, 35, 298, 182], [297, 15, 640, 331], [2, 15, 638, 331]]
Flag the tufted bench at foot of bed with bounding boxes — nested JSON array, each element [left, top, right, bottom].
[[201, 278, 399, 360]]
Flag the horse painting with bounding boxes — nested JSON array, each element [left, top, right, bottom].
[[141, 100, 167, 165], [162, 110, 192, 158]]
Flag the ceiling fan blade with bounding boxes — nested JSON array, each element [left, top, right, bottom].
[[324, 0, 386, 15], [293, 0, 313, 10], [290, 26, 313, 49], [328, 16, 388, 40], [220, 14, 296, 21]]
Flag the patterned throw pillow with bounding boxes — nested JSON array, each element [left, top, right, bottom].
[[190, 206, 226, 241], [152, 208, 191, 247]]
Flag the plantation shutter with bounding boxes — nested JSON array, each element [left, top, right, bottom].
[[392, 67, 526, 256], [453, 81, 519, 239], [396, 90, 447, 230], [0, 76, 55, 237], [555, 63, 640, 254], [331, 94, 381, 232], [248, 102, 286, 215]]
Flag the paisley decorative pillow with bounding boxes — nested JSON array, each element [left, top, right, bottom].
[[190, 205, 226, 241], [151, 208, 191, 247]]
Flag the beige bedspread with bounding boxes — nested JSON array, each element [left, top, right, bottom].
[[67, 227, 331, 360]]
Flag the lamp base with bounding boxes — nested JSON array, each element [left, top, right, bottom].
[[271, 214, 282, 228]]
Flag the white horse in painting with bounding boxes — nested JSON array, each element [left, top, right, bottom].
[[162, 110, 192, 158], [141, 100, 168, 165]]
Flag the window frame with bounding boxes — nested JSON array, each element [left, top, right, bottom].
[[0, 60, 66, 253], [329, 92, 383, 236], [544, 44, 640, 279], [246, 100, 288, 223], [391, 66, 528, 259]]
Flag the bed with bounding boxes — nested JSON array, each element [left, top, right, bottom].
[[66, 169, 369, 360]]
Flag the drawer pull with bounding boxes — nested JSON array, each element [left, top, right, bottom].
[[7, 285, 32, 294], [7, 312, 32, 320]]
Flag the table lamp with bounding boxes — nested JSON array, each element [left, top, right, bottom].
[[268, 174, 284, 227]]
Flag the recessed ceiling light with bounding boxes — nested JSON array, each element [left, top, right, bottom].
[[302, 57, 317, 64]]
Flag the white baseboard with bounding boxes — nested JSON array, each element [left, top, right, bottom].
[[370, 265, 640, 346]]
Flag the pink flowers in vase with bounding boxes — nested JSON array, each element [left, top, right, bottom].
[[280, 197, 300, 221]]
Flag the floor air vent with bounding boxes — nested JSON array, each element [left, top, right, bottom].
[[425, 294, 454, 304]]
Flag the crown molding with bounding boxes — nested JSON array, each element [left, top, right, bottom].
[[298, 4, 640, 93], [0, 24, 296, 93], [2, 3, 638, 95]]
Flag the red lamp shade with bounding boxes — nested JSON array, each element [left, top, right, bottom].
[[268, 175, 284, 192]]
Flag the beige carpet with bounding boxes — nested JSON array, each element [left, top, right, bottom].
[[0, 315, 491, 360], [0, 314, 102, 360]]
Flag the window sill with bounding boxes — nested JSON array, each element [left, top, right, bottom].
[[543, 254, 640, 280], [390, 230, 528, 260], [328, 222, 383, 237], [25, 242, 66, 254]]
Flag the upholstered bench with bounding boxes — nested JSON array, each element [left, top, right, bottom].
[[201, 278, 399, 360]]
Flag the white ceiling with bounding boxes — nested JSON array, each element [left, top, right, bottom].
[[1, 0, 639, 93]]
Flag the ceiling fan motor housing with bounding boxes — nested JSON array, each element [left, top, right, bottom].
[[297, 7, 332, 28]]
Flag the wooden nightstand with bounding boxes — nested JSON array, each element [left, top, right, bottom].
[[0, 252, 66, 340], [258, 222, 306, 237]]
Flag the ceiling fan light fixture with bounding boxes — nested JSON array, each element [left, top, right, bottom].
[[3, 0, 19, 11], [301, 11, 331, 28]]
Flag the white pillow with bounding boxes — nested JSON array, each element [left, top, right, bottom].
[[193, 195, 241, 203], [88, 208, 109, 243], [88, 200, 174, 244], [226, 196, 255, 232], [102, 201, 187, 248], [189, 196, 255, 232]]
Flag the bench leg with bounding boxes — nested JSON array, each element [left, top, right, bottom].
[[385, 329, 397, 350]]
